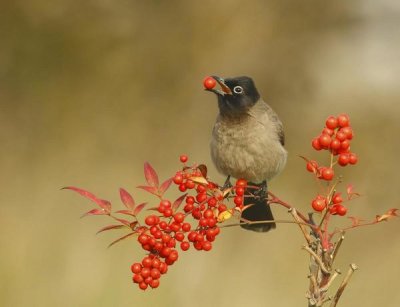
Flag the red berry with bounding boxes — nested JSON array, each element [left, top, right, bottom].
[[159, 262, 168, 274], [150, 268, 161, 279], [145, 215, 156, 226], [174, 212, 185, 223], [207, 197, 217, 206], [312, 198, 326, 212], [139, 281, 148, 290], [181, 222, 191, 232], [330, 139, 341, 150], [173, 172, 183, 184], [180, 154, 188, 163], [186, 196, 195, 204], [179, 183, 187, 192], [236, 179, 247, 187], [218, 204, 227, 212], [335, 131, 347, 142], [141, 267, 151, 278], [133, 273, 143, 284], [142, 256, 153, 268], [319, 134, 331, 148], [235, 187, 245, 196], [336, 205, 347, 216], [199, 218, 208, 227], [203, 76, 216, 90], [312, 138, 322, 151], [326, 116, 338, 129], [149, 279, 160, 289], [321, 167, 334, 181], [138, 234, 149, 245], [160, 247, 172, 258], [174, 232, 185, 241], [322, 128, 334, 136], [196, 192, 207, 203], [338, 153, 349, 166], [151, 258, 161, 268], [337, 114, 350, 127], [234, 195, 243, 206], [131, 263, 142, 274], [349, 153, 358, 165], [341, 127, 353, 139], [163, 208, 173, 217], [202, 241, 212, 251], [207, 218, 217, 227], [196, 184, 207, 194], [185, 180, 195, 189], [329, 205, 339, 215], [188, 231, 197, 242], [306, 160, 318, 173], [341, 140, 350, 150], [332, 193, 343, 204], [180, 241, 190, 251], [168, 250, 179, 262]]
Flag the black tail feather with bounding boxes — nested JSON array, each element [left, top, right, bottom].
[[240, 182, 275, 232]]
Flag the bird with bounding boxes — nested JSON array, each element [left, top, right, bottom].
[[205, 75, 287, 232]]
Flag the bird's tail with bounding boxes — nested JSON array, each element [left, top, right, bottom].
[[240, 183, 276, 233]]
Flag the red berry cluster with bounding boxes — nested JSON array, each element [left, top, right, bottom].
[[311, 193, 347, 216], [131, 155, 246, 290], [306, 114, 358, 215]]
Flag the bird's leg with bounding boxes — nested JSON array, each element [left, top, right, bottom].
[[221, 175, 232, 191], [253, 180, 268, 201]]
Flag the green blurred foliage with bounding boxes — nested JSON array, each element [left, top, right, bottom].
[[1, 1, 399, 306]]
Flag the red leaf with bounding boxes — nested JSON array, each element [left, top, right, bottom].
[[346, 184, 360, 200], [81, 208, 107, 218], [119, 188, 135, 210], [108, 232, 138, 248], [115, 209, 135, 217], [144, 162, 159, 187], [159, 177, 173, 196], [376, 208, 398, 222], [114, 218, 131, 226], [133, 202, 147, 216], [97, 224, 127, 234], [137, 185, 159, 196], [63, 186, 111, 213], [172, 194, 187, 211]]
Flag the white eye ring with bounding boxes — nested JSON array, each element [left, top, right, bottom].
[[233, 86, 244, 94]]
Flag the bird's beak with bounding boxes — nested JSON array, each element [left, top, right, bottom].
[[207, 76, 232, 96]]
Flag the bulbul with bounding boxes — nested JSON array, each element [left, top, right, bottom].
[[206, 76, 287, 232]]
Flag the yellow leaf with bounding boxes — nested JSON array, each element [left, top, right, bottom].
[[217, 210, 232, 222]]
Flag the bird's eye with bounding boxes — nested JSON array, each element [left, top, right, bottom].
[[233, 86, 244, 94]]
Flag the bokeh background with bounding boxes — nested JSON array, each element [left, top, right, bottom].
[[1, 1, 399, 306]]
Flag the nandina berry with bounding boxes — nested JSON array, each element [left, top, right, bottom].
[[322, 128, 334, 136], [159, 262, 168, 274], [234, 195, 243, 206], [145, 215, 157, 226], [196, 192, 207, 203], [149, 278, 160, 289], [196, 184, 207, 194], [160, 199, 171, 208], [160, 247, 172, 258], [207, 197, 217, 206], [218, 204, 227, 212], [163, 208, 173, 217], [180, 241, 190, 251], [180, 223, 191, 233], [341, 126, 353, 139], [184, 203, 194, 213], [349, 153, 358, 165], [341, 140, 350, 150], [186, 196, 195, 204], [203, 209, 214, 219], [236, 179, 247, 187], [203, 76, 216, 90], [174, 232, 185, 241], [188, 231, 197, 242], [312, 138, 322, 150], [338, 153, 349, 166], [159, 221, 168, 230], [150, 268, 161, 279], [168, 250, 179, 262], [173, 212, 185, 223], [141, 267, 151, 278], [131, 263, 142, 274], [161, 233, 171, 243], [306, 160, 318, 173], [138, 234, 149, 245], [142, 256, 153, 268], [312, 198, 326, 212], [173, 172, 183, 184], [235, 186, 245, 196], [180, 154, 188, 163], [151, 258, 161, 269], [335, 131, 347, 142], [178, 183, 187, 192], [199, 218, 208, 227], [330, 139, 341, 150], [326, 116, 338, 129], [185, 180, 195, 189], [207, 218, 217, 227], [319, 134, 331, 148], [336, 205, 347, 216], [169, 222, 181, 232], [321, 167, 334, 181], [202, 241, 212, 251], [139, 281, 148, 290], [332, 193, 343, 204], [133, 273, 143, 284], [194, 241, 203, 250], [337, 114, 350, 127]]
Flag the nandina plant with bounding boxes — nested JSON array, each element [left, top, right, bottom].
[[65, 114, 397, 306]]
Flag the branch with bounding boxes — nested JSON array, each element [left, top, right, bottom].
[[290, 208, 313, 245], [329, 264, 358, 307], [302, 245, 330, 275]]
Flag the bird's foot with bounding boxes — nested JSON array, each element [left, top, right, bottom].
[[221, 175, 232, 191]]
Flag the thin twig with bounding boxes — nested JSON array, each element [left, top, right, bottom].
[[290, 208, 313, 245], [331, 233, 345, 264], [329, 264, 358, 307], [320, 269, 341, 292]]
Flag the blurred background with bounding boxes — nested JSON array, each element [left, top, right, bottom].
[[1, 0, 399, 306]]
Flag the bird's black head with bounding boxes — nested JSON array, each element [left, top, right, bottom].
[[206, 76, 260, 117]]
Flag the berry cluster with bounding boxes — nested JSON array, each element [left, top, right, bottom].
[[131, 155, 246, 290], [306, 114, 358, 215]]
